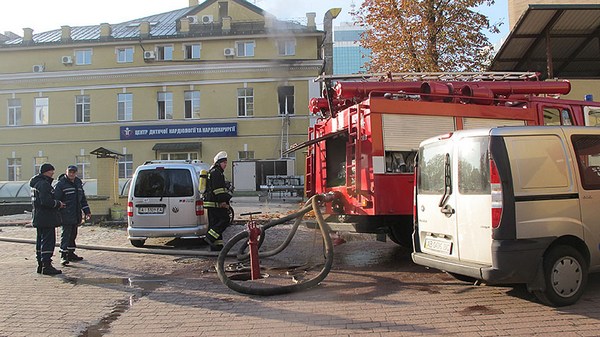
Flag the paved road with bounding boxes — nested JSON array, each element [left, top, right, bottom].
[[1, 219, 600, 336]]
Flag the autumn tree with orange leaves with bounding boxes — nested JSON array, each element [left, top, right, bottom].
[[353, 0, 501, 72]]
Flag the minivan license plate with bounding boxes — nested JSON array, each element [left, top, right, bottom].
[[424, 238, 452, 254], [138, 207, 164, 214]]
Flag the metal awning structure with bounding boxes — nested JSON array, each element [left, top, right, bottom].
[[282, 129, 347, 155], [490, 4, 600, 79], [152, 142, 201, 152], [90, 147, 123, 158]]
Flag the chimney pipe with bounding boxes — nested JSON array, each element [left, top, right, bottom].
[[61, 25, 72, 42], [306, 12, 316, 31], [139, 21, 150, 39], [99, 23, 112, 40], [22, 28, 33, 44], [323, 8, 341, 76], [188, 0, 198, 7], [179, 17, 191, 34], [222, 16, 231, 33]]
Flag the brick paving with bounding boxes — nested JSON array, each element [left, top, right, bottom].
[[0, 222, 599, 336]]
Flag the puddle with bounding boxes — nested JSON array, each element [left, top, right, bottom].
[[459, 305, 503, 316], [62, 278, 165, 336]]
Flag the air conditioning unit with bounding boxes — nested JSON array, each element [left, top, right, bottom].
[[224, 48, 235, 56], [61, 56, 73, 65], [143, 50, 155, 60], [201, 15, 213, 24], [186, 16, 199, 24], [32, 64, 45, 73]]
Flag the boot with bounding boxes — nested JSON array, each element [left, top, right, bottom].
[[41, 261, 62, 275], [36, 261, 42, 274], [60, 252, 70, 266], [68, 252, 83, 262]]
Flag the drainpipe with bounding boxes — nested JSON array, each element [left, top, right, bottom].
[[322, 8, 341, 76]]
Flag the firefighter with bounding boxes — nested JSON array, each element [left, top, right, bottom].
[[203, 151, 233, 251]]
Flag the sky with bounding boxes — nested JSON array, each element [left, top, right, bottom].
[[0, 0, 509, 45]]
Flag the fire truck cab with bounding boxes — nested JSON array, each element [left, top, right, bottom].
[[286, 72, 600, 247]]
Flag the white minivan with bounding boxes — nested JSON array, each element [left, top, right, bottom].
[[127, 160, 210, 247], [412, 126, 600, 306]]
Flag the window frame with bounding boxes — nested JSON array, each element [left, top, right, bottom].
[[277, 39, 296, 56], [237, 88, 254, 117], [76, 95, 91, 123], [159, 152, 198, 161], [183, 43, 201, 60], [235, 40, 255, 57], [184, 91, 200, 119], [7, 98, 21, 126], [156, 45, 174, 61], [76, 155, 91, 179], [119, 154, 134, 178], [277, 86, 295, 115], [116, 46, 134, 63], [7, 158, 21, 181], [157, 92, 173, 120], [34, 97, 49, 125], [33, 156, 48, 176], [117, 93, 133, 121], [75, 48, 93, 65]]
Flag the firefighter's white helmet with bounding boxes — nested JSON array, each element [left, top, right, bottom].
[[214, 151, 228, 164]]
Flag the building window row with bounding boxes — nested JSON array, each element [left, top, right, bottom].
[[6, 154, 134, 181], [5, 86, 294, 125]]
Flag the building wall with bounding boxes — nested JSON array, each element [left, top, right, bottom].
[[0, 1, 323, 183]]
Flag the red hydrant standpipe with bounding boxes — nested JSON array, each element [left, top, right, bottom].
[[247, 220, 261, 280]]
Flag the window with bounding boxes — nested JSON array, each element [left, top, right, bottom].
[[572, 135, 600, 190], [118, 93, 133, 121], [277, 39, 296, 56], [157, 92, 173, 120], [238, 151, 254, 160], [418, 140, 451, 194], [119, 154, 134, 178], [34, 97, 49, 125], [7, 158, 21, 181], [543, 107, 573, 126], [184, 44, 201, 59], [159, 153, 198, 161], [75, 49, 92, 65], [236, 41, 255, 57], [184, 91, 200, 119], [33, 156, 47, 175], [116, 47, 134, 63], [237, 88, 254, 117], [76, 95, 90, 123], [458, 137, 490, 194], [134, 169, 194, 198], [76, 155, 90, 179], [7, 98, 21, 126], [277, 86, 294, 115], [156, 45, 173, 61]]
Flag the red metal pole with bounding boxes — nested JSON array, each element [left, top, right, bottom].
[[247, 221, 261, 280]]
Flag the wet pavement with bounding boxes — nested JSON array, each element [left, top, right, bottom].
[[1, 198, 600, 336]]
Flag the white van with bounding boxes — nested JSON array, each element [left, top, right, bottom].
[[127, 160, 211, 247], [412, 126, 600, 306]]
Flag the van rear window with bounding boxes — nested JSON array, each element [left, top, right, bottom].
[[572, 135, 600, 190], [418, 141, 450, 194], [134, 169, 194, 197], [458, 137, 490, 194]]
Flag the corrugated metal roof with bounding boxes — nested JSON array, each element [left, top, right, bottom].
[[490, 4, 600, 79], [2, 2, 315, 46]]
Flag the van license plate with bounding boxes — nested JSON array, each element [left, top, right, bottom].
[[138, 207, 164, 214], [424, 238, 452, 254]]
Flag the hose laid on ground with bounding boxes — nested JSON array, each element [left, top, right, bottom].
[[0, 236, 235, 257], [216, 194, 334, 296]]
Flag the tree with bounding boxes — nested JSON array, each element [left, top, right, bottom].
[[353, 0, 501, 72]]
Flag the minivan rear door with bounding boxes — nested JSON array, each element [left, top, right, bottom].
[[165, 168, 198, 228], [132, 169, 171, 228], [454, 136, 493, 264], [416, 138, 459, 259]]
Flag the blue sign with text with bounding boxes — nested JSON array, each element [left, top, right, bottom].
[[120, 123, 237, 140]]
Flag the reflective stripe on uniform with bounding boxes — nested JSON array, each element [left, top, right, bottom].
[[208, 229, 219, 239], [213, 188, 228, 195], [214, 240, 223, 245], [204, 201, 217, 208]]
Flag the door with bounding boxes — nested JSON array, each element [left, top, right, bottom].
[[416, 138, 459, 259], [131, 169, 170, 228], [233, 161, 256, 191]]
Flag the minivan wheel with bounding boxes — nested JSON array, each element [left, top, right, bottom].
[[130, 239, 146, 248], [533, 245, 587, 307], [387, 225, 413, 248]]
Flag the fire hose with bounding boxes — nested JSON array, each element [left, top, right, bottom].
[[216, 194, 334, 296]]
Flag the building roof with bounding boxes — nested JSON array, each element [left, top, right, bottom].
[[2, 0, 315, 46], [490, 4, 600, 79]]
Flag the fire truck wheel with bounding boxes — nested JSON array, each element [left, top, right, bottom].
[[387, 225, 413, 248]]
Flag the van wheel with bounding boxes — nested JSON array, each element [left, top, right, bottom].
[[130, 239, 145, 248], [533, 245, 587, 307], [228, 206, 235, 224], [447, 272, 477, 284]]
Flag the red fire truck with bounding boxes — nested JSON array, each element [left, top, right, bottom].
[[286, 72, 600, 247]]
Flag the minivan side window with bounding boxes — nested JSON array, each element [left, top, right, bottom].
[[134, 169, 194, 197], [458, 137, 490, 194], [572, 135, 600, 190], [418, 141, 450, 194]]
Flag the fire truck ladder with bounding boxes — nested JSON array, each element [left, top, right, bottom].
[[315, 71, 541, 83], [345, 106, 362, 201]]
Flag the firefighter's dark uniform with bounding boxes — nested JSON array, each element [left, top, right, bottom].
[[203, 161, 232, 250]]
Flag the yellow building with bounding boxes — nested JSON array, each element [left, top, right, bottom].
[[0, 0, 324, 189]]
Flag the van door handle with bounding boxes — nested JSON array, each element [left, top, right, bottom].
[[440, 204, 455, 217]]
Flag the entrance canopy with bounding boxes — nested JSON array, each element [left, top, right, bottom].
[[490, 4, 600, 79]]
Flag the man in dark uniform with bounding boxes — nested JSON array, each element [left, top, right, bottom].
[[203, 151, 233, 251], [29, 163, 65, 275], [55, 165, 92, 265]]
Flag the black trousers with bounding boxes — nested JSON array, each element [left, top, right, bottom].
[[36, 227, 56, 262], [207, 207, 230, 245], [60, 224, 78, 253]]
